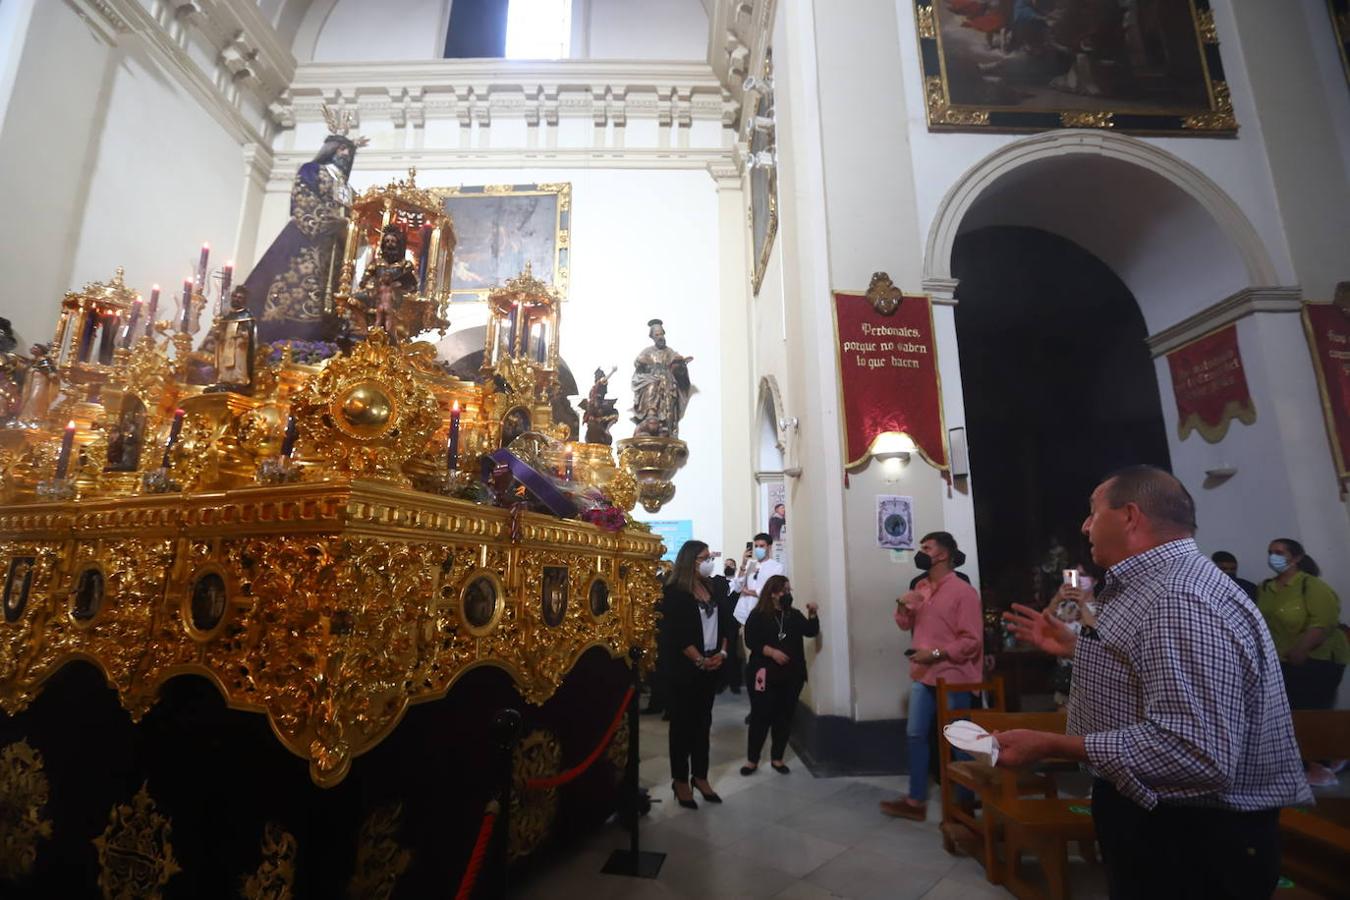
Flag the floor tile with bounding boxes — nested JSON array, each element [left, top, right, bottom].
[[723, 823, 848, 878]]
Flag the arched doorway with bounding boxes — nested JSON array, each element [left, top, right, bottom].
[[954, 226, 1170, 604], [925, 131, 1282, 606]]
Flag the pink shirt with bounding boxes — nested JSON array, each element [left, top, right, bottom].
[[894, 572, 984, 686]]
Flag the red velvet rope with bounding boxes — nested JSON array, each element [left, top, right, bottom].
[[524, 686, 635, 791], [453, 801, 499, 900]]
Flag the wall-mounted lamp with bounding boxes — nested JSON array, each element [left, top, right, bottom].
[[742, 149, 776, 170], [877, 450, 911, 482]]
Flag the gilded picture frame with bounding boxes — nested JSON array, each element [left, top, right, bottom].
[[432, 184, 571, 304], [1331, 0, 1350, 87], [750, 55, 779, 296], [914, 0, 1237, 135]]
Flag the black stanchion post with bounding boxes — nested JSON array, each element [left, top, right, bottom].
[[602, 647, 666, 879], [490, 707, 522, 899]]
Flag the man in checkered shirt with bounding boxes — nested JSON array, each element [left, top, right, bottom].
[[1000, 466, 1310, 899]]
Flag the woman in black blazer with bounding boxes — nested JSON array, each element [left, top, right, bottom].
[[660, 539, 733, 809], [741, 574, 819, 775]]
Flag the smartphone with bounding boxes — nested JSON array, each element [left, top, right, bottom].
[[1062, 569, 1081, 589], [746, 541, 753, 550]]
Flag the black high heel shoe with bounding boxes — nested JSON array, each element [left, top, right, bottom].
[[672, 781, 698, 810], [692, 779, 723, 803]]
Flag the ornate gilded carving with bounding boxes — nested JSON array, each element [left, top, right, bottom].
[[1184, 81, 1237, 132], [616, 436, 689, 513], [1196, 8, 1218, 44], [347, 804, 411, 900], [93, 783, 181, 900], [925, 76, 990, 128], [606, 715, 629, 779], [241, 823, 297, 900], [0, 739, 52, 880], [289, 330, 440, 485], [1061, 111, 1115, 130], [915, 3, 936, 39], [510, 729, 561, 860], [865, 272, 905, 316]]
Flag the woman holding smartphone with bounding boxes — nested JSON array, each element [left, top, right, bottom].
[[741, 575, 819, 775]]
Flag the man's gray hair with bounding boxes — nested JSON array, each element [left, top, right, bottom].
[[1101, 465, 1197, 534]]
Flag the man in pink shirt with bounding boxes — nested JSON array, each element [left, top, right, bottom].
[[881, 531, 984, 821]]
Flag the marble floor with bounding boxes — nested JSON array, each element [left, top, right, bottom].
[[512, 690, 1108, 899]]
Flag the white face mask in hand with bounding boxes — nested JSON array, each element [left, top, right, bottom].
[[698, 558, 716, 577]]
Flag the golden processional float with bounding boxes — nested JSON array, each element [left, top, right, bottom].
[[0, 168, 677, 896]]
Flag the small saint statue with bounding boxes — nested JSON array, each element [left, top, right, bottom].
[[579, 366, 619, 445], [547, 381, 581, 441], [207, 286, 258, 394], [630, 320, 693, 439], [354, 225, 418, 343], [16, 343, 58, 427]]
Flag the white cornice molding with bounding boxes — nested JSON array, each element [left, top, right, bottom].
[[275, 59, 737, 129], [1146, 286, 1303, 356], [922, 277, 961, 304], [265, 146, 741, 191]]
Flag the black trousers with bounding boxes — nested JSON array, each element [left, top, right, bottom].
[[668, 669, 719, 781], [747, 675, 803, 764], [1091, 779, 1280, 900], [1281, 658, 1346, 711]]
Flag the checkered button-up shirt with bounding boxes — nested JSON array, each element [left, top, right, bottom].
[[1068, 538, 1311, 811]]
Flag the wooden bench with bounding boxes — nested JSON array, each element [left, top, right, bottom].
[[933, 683, 1064, 886], [1280, 710, 1350, 898], [953, 709, 1097, 900]]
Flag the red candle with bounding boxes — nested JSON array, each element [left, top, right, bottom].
[[55, 420, 76, 479], [180, 278, 193, 333], [197, 242, 210, 291], [145, 285, 159, 337], [447, 401, 461, 470], [162, 408, 185, 468]]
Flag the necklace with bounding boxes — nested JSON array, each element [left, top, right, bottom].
[[776, 611, 787, 641]]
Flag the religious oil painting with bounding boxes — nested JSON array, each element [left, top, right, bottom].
[[750, 56, 778, 295], [3, 556, 35, 622], [541, 566, 569, 627], [435, 184, 571, 304], [189, 572, 228, 633], [461, 573, 502, 634], [914, 0, 1237, 135], [71, 567, 104, 623], [588, 577, 611, 618]]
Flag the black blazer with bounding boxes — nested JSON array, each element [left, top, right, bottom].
[[745, 605, 820, 683], [660, 580, 734, 684]]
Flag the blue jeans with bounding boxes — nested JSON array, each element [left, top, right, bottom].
[[907, 682, 972, 803]]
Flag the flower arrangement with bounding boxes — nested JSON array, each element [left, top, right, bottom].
[[580, 505, 626, 532], [267, 340, 339, 365]]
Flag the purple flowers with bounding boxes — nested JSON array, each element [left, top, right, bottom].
[[268, 340, 339, 365], [580, 505, 626, 532]]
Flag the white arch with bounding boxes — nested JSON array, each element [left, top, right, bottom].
[[923, 130, 1278, 287]]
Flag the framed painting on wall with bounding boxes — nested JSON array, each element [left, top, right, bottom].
[[433, 184, 571, 304], [913, 0, 1237, 135], [749, 55, 778, 295]]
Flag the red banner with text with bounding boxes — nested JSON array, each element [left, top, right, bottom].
[[1303, 303, 1350, 480], [833, 292, 946, 470], [1166, 324, 1256, 443]]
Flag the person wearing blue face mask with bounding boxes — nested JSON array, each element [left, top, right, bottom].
[[1256, 537, 1348, 787], [731, 533, 784, 627]]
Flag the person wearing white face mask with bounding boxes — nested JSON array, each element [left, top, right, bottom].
[[732, 533, 784, 626]]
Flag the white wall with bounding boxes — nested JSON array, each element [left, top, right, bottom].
[[260, 165, 727, 551], [0, 3, 240, 349], [576, 0, 709, 60], [307, 0, 450, 62]]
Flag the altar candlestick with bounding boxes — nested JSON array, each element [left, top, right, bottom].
[[121, 298, 142, 349], [55, 421, 76, 479], [280, 415, 297, 459], [508, 303, 520, 355], [219, 261, 233, 311], [145, 286, 159, 337], [536, 323, 548, 363], [196, 242, 210, 291], [447, 401, 461, 471], [180, 279, 193, 333], [564, 448, 573, 482], [162, 408, 185, 468]]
